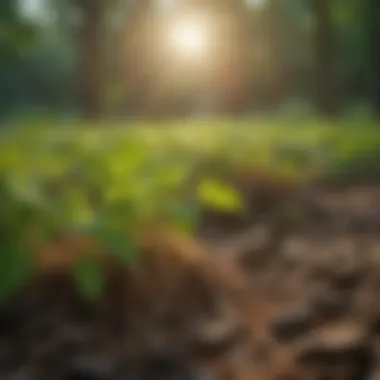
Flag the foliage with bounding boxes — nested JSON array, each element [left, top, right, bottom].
[[1, 118, 380, 302], [197, 178, 244, 212], [73, 255, 104, 300], [0, 122, 242, 303]]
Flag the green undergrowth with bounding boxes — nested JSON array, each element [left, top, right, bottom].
[[0, 118, 380, 303]]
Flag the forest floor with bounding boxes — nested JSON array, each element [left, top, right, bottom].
[[2, 120, 380, 380], [2, 178, 380, 380], [199, 178, 380, 380]]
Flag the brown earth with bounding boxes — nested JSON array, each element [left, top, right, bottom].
[[2, 176, 380, 380]]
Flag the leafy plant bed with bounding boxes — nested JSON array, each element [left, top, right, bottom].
[[1, 120, 380, 379]]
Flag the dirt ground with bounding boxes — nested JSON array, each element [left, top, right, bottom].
[[199, 182, 380, 380], [2, 179, 380, 380]]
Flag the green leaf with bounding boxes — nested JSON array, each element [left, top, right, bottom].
[[73, 256, 104, 301], [87, 220, 138, 265], [196, 179, 243, 212], [102, 229, 137, 264], [0, 246, 32, 304], [169, 201, 200, 234], [105, 200, 137, 226]]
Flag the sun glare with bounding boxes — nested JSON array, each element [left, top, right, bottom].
[[167, 18, 210, 60]]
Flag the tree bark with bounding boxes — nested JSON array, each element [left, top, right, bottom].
[[123, 0, 154, 117], [77, 0, 106, 119], [313, 0, 339, 116], [368, 0, 380, 114]]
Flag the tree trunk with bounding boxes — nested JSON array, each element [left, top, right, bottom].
[[77, 0, 105, 119], [265, 0, 288, 109], [123, 0, 154, 117], [313, 0, 338, 116], [368, 0, 380, 114]]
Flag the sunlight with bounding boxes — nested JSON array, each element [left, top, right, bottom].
[[166, 17, 211, 61]]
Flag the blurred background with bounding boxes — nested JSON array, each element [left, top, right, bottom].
[[3, 4, 380, 379], [1, 0, 379, 121]]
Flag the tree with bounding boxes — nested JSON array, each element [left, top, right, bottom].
[[0, 0, 36, 118], [313, 0, 339, 116], [123, 0, 156, 116], [75, 0, 107, 119], [367, 0, 380, 114]]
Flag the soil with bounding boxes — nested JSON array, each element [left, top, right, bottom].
[[2, 176, 380, 380]]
